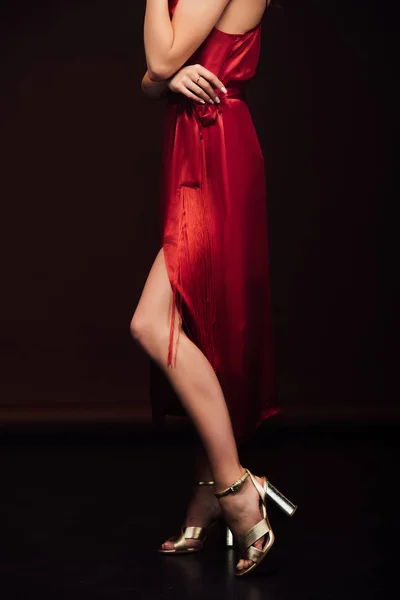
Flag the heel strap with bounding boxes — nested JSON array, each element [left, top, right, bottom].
[[214, 469, 249, 498]]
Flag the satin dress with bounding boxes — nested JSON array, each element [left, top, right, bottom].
[[150, 0, 279, 443]]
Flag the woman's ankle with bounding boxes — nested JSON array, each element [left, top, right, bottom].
[[214, 465, 247, 496]]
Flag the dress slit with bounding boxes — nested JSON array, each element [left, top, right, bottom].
[[165, 181, 218, 372]]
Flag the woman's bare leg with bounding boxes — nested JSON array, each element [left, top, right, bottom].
[[130, 247, 242, 487], [130, 247, 265, 570]]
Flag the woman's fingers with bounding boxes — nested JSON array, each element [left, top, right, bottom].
[[184, 77, 217, 104], [196, 65, 227, 94], [196, 79, 221, 103], [183, 65, 226, 103], [169, 63, 227, 104], [176, 83, 207, 103]]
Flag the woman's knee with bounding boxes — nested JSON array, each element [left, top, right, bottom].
[[129, 310, 169, 352], [129, 312, 144, 342], [130, 311, 151, 344]]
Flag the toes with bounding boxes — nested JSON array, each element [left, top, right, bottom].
[[236, 558, 253, 571], [160, 538, 202, 551], [236, 537, 265, 571], [161, 540, 175, 550], [236, 559, 244, 571]]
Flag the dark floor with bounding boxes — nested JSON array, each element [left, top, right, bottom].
[[0, 419, 395, 599]]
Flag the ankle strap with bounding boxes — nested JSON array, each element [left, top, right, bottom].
[[214, 470, 249, 498]]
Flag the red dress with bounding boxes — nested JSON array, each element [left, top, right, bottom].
[[150, 0, 279, 443]]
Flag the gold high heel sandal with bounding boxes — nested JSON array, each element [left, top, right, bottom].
[[158, 480, 222, 554], [215, 468, 297, 577]]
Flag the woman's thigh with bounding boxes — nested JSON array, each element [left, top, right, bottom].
[[130, 246, 180, 339]]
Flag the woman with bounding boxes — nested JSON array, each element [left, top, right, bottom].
[[130, 0, 296, 577]]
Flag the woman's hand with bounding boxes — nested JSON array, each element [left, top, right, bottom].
[[168, 63, 227, 104]]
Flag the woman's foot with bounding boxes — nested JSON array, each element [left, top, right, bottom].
[[217, 471, 268, 572], [160, 483, 222, 551]]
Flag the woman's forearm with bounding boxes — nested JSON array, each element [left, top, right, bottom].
[[141, 70, 170, 100]]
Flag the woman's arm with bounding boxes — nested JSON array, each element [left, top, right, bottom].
[[141, 70, 170, 100], [144, 0, 230, 81]]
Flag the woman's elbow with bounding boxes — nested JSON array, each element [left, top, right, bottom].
[[147, 63, 173, 82]]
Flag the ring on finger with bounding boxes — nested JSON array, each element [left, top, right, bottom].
[[196, 74, 201, 84]]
